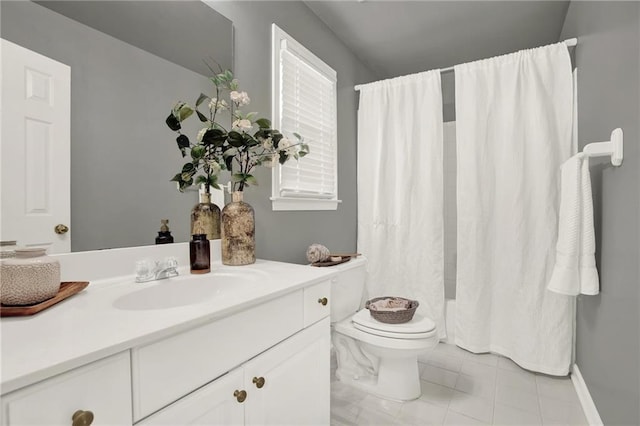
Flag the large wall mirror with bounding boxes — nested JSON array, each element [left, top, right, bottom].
[[1, 1, 233, 252]]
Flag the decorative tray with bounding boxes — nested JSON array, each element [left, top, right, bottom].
[[311, 256, 352, 267], [0, 281, 89, 317]]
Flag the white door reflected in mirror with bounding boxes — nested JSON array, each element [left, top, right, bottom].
[[1, 39, 71, 253]]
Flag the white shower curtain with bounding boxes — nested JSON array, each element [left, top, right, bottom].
[[357, 71, 445, 338], [455, 43, 575, 375]]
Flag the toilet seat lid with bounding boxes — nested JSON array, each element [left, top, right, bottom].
[[352, 308, 436, 335]]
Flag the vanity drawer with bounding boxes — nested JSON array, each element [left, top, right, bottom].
[[303, 280, 331, 327], [131, 290, 304, 422], [1, 351, 132, 426]]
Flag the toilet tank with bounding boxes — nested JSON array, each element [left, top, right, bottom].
[[330, 256, 367, 322]]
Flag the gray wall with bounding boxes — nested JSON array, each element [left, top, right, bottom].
[[208, 1, 377, 264], [1, 1, 230, 251], [560, 3, 640, 424]]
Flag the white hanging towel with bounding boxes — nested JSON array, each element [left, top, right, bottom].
[[547, 154, 599, 296]]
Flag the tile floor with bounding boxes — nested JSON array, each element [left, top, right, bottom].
[[330, 343, 589, 426]]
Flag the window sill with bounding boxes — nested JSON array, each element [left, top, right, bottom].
[[270, 197, 341, 211]]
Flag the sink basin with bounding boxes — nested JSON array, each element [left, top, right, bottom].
[[113, 268, 268, 310]]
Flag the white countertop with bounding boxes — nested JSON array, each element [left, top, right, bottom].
[[1, 257, 336, 394]]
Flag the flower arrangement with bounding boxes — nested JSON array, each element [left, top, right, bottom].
[[166, 68, 309, 194]]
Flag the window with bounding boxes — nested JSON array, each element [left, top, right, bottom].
[[271, 24, 340, 211]]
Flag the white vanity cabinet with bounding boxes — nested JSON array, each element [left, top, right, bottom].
[[0, 254, 334, 426], [133, 280, 331, 424], [1, 351, 132, 426], [140, 318, 330, 426]]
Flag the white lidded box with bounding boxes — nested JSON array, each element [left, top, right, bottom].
[[0, 248, 60, 305]]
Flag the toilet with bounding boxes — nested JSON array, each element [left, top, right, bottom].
[[330, 256, 439, 401]]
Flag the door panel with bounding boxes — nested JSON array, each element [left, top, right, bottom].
[[1, 39, 71, 253], [243, 318, 330, 426]]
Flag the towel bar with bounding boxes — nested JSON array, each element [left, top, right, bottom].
[[582, 128, 623, 166]]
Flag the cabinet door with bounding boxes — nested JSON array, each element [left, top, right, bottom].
[[243, 318, 330, 426], [1, 352, 131, 426], [139, 368, 244, 426]]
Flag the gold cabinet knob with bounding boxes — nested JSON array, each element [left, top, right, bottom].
[[55, 224, 69, 235], [318, 297, 328, 306], [234, 389, 247, 403], [252, 376, 265, 388], [71, 410, 94, 426]]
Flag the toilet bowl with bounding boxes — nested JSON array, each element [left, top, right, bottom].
[[329, 257, 439, 401]]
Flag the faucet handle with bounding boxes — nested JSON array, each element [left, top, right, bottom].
[[163, 256, 178, 269], [135, 259, 154, 281]]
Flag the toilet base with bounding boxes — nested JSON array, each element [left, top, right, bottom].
[[332, 315, 437, 401], [336, 355, 422, 401]]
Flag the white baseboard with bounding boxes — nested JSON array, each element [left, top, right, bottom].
[[571, 364, 603, 426]]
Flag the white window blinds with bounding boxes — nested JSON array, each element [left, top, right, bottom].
[[271, 24, 340, 211]]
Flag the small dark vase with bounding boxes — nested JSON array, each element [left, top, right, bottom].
[[221, 191, 255, 266], [190, 234, 210, 274], [191, 192, 221, 240]]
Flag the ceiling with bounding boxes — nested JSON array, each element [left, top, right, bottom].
[[305, 1, 571, 80]]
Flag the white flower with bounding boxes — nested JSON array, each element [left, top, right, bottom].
[[197, 127, 208, 142], [208, 98, 228, 111], [230, 90, 250, 106], [262, 137, 273, 150], [277, 138, 291, 152], [232, 119, 252, 132], [207, 160, 221, 175]]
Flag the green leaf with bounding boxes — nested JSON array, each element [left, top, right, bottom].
[[253, 129, 271, 140], [196, 110, 210, 123], [279, 151, 288, 164], [223, 147, 238, 158], [182, 163, 195, 173], [293, 132, 303, 141], [195, 175, 208, 185], [224, 69, 233, 81], [227, 131, 244, 147], [196, 93, 209, 107], [225, 155, 234, 172], [166, 113, 181, 131], [255, 118, 271, 129], [231, 173, 245, 183], [191, 145, 205, 160], [243, 133, 259, 147], [173, 102, 194, 121], [208, 175, 220, 190], [245, 175, 258, 186], [204, 128, 227, 146], [170, 173, 182, 182]]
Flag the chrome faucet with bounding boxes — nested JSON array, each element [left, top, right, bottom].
[[135, 257, 179, 283]]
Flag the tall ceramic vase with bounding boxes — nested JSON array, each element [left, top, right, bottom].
[[191, 192, 221, 240], [221, 191, 255, 265]]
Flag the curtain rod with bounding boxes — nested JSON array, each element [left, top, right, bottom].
[[354, 38, 578, 91]]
